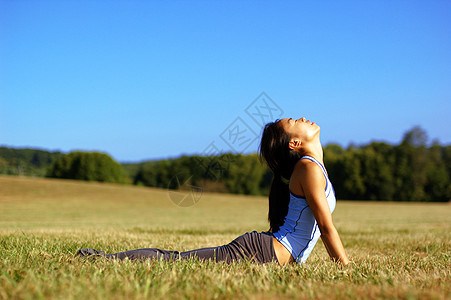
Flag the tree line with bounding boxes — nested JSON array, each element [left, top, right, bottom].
[[1, 126, 450, 201], [130, 126, 451, 202], [0, 147, 63, 177]]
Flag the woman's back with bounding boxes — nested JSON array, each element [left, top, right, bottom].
[[273, 155, 336, 263]]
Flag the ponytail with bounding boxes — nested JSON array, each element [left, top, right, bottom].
[[259, 120, 301, 233], [268, 174, 290, 233]]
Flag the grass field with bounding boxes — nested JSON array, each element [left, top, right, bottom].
[[0, 175, 449, 299]]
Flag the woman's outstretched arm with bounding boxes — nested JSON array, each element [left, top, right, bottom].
[[296, 160, 349, 265]]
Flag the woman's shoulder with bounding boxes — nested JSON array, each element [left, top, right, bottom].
[[292, 158, 326, 184], [293, 157, 320, 170], [290, 157, 326, 196]]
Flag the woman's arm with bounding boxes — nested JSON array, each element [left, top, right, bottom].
[[295, 160, 349, 265]]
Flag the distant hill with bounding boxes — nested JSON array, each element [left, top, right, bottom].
[[0, 146, 141, 180], [0, 146, 63, 177]]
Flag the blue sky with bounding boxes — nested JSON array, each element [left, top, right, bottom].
[[1, 0, 450, 162]]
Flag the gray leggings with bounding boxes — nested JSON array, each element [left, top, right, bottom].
[[95, 231, 278, 264]]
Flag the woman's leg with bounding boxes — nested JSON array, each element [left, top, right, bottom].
[[76, 231, 277, 264], [215, 231, 277, 263], [104, 246, 219, 261]]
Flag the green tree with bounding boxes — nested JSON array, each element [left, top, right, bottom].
[[47, 151, 125, 183], [443, 146, 451, 180], [337, 149, 366, 200], [401, 126, 428, 147], [0, 147, 62, 176], [359, 143, 395, 201], [424, 144, 451, 201], [396, 144, 428, 201], [225, 154, 266, 195]]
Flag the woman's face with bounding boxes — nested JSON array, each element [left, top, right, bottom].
[[279, 117, 320, 143]]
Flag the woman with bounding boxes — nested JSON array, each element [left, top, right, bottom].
[[262, 117, 348, 265], [77, 117, 349, 266]]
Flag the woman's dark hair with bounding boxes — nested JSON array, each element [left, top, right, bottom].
[[259, 120, 301, 233]]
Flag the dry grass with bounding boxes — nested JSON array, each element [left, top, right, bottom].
[[0, 175, 450, 299]]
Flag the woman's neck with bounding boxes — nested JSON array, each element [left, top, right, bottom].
[[301, 138, 324, 164]]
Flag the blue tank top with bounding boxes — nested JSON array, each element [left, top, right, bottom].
[[273, 155, 336, 263]]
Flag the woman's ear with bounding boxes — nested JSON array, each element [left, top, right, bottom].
[[288, 139, 302, 151]]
